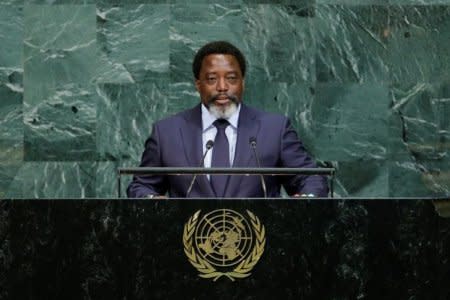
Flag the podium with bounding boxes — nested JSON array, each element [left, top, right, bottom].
[[1, 198, 449, 299]]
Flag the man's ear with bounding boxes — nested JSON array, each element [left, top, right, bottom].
[[194, 79, 201, 92]]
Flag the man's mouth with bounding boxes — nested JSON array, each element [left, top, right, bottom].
[[215, 97, 230, 105], [210, 94, 237, 105]]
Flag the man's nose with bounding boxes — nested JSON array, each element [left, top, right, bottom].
[[216, 77, 228, 92]]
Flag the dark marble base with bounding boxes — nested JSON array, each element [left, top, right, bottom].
[[0, 199, 449, 299]]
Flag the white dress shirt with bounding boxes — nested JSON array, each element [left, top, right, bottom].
[[201, 104, 240, 175]]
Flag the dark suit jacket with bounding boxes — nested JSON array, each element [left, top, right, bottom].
[[127, 104, 328, 198]]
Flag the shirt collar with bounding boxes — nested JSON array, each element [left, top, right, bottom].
[[201, 103, 241, 131]]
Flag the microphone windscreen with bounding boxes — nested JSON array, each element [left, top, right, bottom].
[[206, 140, 214, 149]]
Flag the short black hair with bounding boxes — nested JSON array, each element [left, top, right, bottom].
[[192, 41, 246, 80]]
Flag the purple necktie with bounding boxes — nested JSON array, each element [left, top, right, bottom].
[[211, 119, 230, 197]]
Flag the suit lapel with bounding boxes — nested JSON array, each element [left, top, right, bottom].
[[180, 105, 202, 166], [180, 104, 215, 197], [225, 105, 260, 197]]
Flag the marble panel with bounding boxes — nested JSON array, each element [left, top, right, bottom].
[[314, 5, 389, 83], [0, 0, 22, 4], [171, 0, 243, 3], [30, 0, 94, 3], [118, 80, 170, 162], [244, 81, 313, 115], [388, 82, 450, 161], [23, 5, 97, 91], [419, 161, 450, 196], [0, 162, 22, 199], [388, 0, 450, 4], [6, 162, 96, 198], [243, 81, 317, 149], [24, 5, 95, 49], [242, 0, 316, 7], [0, 5, 23, 69], [97, 77, 169, 164], [317, 0, 388, 3], [170, 4, 245, 83], [95, 161, 118, 197], [0, 5, 23, 198], [333, 160, 389, 197], [317, 0, 450, 4], [0, 5, 24, 168], [0, 80, 23, 162], [0, 73, 24, 199], [25, 0, 174, 4], [168, 81, 201, 113], [23, 5, 97, 161], [94, 160, 137, 198], [0, 71, 23, 96], [243, 5, 315, 84], [23, 49, 97, 106], [310, 83, 390, 161], [243, 0, 313, 6], [388, 160, 449, 197], [96, 4, 169, 84], [387, 5, 450, 84], [97, 0, 171, 4], [95, 83, 121, 161], [23, 85, 97, 161]]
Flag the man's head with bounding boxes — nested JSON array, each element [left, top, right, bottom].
[[193, 41, 246, 119]]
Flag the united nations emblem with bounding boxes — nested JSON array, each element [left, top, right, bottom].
[[183, 209, 266, 281]]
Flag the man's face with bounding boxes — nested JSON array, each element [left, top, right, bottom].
[[195, 54, 244, 119]]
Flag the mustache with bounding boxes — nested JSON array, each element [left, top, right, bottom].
[[208, 94, 239, 104]]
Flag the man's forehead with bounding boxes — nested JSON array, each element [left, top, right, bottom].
[[201, 54, 241, 71], [204, 70, 239, 74]]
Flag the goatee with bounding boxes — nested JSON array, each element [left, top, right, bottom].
[[207, 94, 239, 119]]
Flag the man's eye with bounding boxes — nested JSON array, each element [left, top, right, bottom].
[[206, 77, 217, 83], [226, 76, 237, 83]]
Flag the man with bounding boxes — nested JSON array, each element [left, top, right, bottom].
[[127, 41, 328, 198]]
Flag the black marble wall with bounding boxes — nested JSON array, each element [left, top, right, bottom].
[[0, 199, 449, 299]]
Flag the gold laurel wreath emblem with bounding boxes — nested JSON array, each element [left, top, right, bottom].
[[183, 210, 266, 281]]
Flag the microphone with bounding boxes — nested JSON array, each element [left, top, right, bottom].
[[249, 137, 267, 198], [186, 140, 214, 197]]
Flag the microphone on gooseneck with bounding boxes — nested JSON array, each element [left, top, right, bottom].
[[186, 140, 214, 197], [249, 137, 267, 198]]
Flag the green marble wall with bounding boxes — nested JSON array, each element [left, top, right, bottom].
[[0, 1, 449, 198]]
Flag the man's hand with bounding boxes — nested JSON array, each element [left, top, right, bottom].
[[146, 194, 168, 199], [292, 193, 315, 198]]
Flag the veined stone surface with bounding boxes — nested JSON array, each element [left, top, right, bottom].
[[0, 2, 449, 198], [0, 5, 23, 198], [23, 5, 97, 162]]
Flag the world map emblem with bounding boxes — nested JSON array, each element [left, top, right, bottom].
[[183, 209, 266, 281]]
